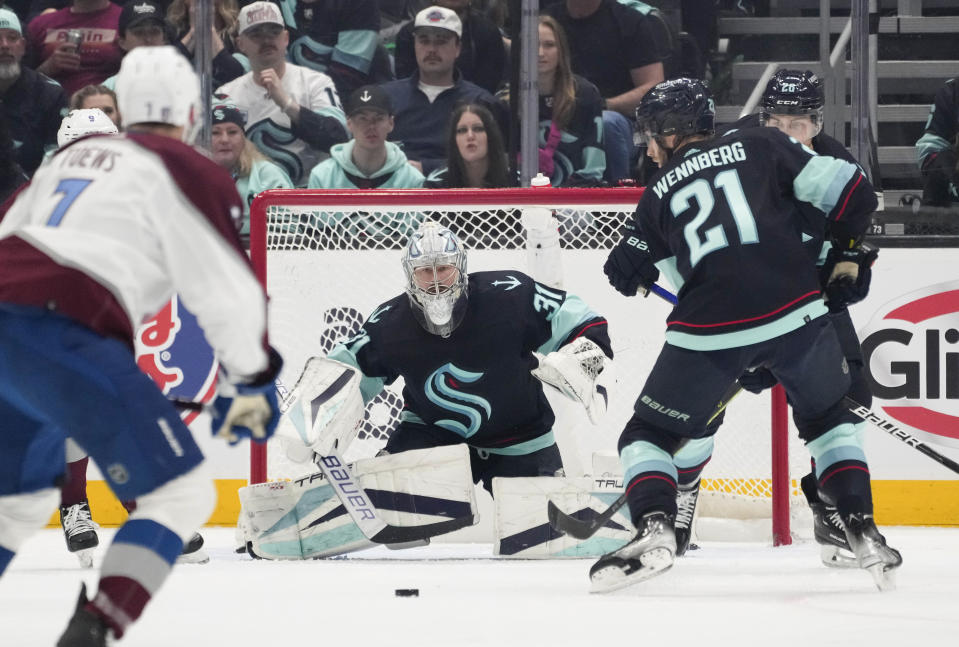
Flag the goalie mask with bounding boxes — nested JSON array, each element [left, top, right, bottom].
[[403, 221, 468, 338]]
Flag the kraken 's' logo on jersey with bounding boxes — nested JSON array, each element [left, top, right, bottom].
[[290, 35, 334, 71], [247, 119, 302, 183], [425, 363, 491, 438]]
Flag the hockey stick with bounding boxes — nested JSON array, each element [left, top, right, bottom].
[[844, 396, 959, 475], [546, 380, 743, 540]]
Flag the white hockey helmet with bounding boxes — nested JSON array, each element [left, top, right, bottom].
[[57, 108, 119, 147], [115, 46, 200, 143], [402, 220, 468, 337]]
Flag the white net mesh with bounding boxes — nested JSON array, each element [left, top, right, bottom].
[[252, 188, 810, 533]]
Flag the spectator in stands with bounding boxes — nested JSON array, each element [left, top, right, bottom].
[[393, 0, 505, 94], [118, 0, 165, 49], [543, 0, 666, 182], [70, 83, 120, 126], [382, 5, 502, 177], [0, 6, 68, 176], [425, 102, 509, 188], [276, 0, 379, 100], [26, 0, 124, 96], [216, 1, 347, 187], [309, 84, 424, 189], [916, 76, 959, 208], [210, 98, 293, 237], [168, 0, 244, 89], [88, 0, 172, 91], [532, 15, 604, 186], [0, 114, 28, 203]]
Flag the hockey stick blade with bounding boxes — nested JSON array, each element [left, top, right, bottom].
[[547, 493, 628, 540]]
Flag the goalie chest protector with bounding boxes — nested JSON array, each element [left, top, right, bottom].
[[340, 270, 608, 450]]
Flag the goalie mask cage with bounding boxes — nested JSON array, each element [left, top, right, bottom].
[[249, 188, 804, 545]]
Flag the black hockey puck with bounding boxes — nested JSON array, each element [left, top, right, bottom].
[[395, 588, 419, 597]]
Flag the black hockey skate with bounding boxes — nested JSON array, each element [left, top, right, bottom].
[[809, 502, 859, 568], [59, 500, 99, 568], [841, 512, 902, 591], [674, 480, 700, 557], [57, 583, 112, 647], [589, 511, 676, 593], [177, 532, 209, 564]]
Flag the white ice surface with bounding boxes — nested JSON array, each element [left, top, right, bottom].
[[2, 527, 957, 647]]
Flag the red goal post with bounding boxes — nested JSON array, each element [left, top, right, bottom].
[[249, 187, 799, 545]]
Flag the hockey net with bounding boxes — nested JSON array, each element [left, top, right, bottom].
[[249, 188, 811, 544]]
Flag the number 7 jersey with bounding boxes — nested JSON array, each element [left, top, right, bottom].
[[636, 126, 877, 351], [0, 132, 270, 380]]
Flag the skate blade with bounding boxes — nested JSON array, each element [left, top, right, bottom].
[[176, 549, 210, 565], [820, 545, 858, 569], [75, 548, 96, 569], [590, 548, 674, 594], [867, 563, 897, 592]]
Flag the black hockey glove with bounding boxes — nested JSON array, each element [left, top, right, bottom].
[[819, 244, 879, 312], [604, 223, 660, 297], [738, 367, 778, 394]]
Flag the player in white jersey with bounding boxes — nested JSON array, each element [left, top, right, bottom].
[[216, 1, 348, 186], [0, 46, 283, 646]]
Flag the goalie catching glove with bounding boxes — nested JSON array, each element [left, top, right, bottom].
[[531, 337, 611, 424], [211, 347, 283, 445]]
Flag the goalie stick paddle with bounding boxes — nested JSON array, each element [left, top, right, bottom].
[[546, 380, 743, 540]]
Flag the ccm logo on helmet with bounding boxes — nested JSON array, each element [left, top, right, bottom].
[[859, 281, 959, 447]]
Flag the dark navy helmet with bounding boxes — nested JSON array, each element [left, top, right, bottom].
[[761, 69, 824, 122], [635, 78, 715, 142]]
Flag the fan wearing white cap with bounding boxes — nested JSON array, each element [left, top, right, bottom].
[[217, 0, 348, 186], [57, 108, 119, 147], [0, 44, 283, 644], [380, 5, 503, 177]]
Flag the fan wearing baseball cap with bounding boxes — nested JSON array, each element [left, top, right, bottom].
[[380, 5, 505, 177], [308, 84, 424, 191], [210, 97, 293, 237], [216, 0, 348, 186]]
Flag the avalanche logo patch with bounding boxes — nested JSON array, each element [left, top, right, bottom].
[[424, 363, 491, 438], [135, 295, 218, 425], [859, 281, 959, 448]]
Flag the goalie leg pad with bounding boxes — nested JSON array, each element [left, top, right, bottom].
[[238, 445, 477, 559]]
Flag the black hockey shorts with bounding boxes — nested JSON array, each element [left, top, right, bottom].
[[622, 316, 860, 453]]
